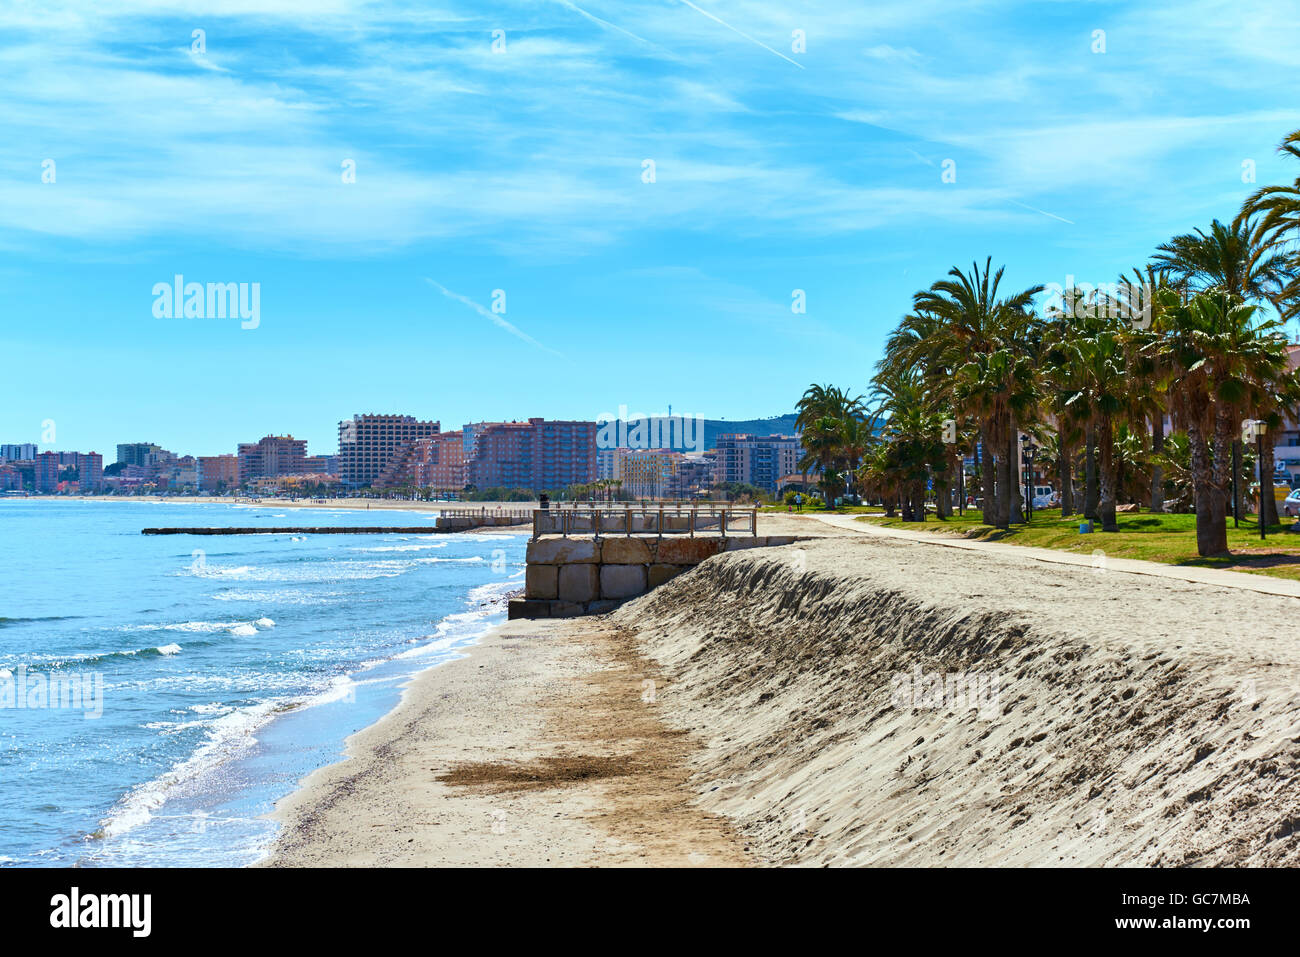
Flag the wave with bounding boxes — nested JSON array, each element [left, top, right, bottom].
[[96, 697, 289, 839], [350, 542, 449, 553], [211, 589, 343, 605], [127, 619, 275, 635], [0, 616, 81, 628], [95, 670, 361, 841], [3, 619, 276, 671]]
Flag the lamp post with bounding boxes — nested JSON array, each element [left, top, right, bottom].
[[1020, 434, 1037, 523], [1256, 420, 1268, 541]]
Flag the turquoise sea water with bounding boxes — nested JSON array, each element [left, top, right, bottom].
[[0, 499, 525, 866]]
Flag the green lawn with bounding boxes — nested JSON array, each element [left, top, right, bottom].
[[856, 508, 1300, 581]]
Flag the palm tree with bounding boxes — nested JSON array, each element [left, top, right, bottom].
[[1152, 218, 1293, 314], [798, 415, 845, 509], [910, 258, 1043, 527], [1061, 329, 1128, 531], [1118, 266, 1179, 512], [1237, 128, 1300, 317], [1151, 291, 1226, 554], [1148, 290, 1284, 554]]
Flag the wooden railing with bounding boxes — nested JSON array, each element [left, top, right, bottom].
[[532, 506, 757, 539], [437, 507, 534, 520]]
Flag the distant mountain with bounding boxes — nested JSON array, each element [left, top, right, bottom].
[[701, 414, 799, 449], [607, 413, 800, 452]]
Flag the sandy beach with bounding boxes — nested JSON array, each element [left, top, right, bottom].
[[260, 513, 1300, 867]]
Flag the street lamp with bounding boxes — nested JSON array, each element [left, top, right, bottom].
[[1251, 420, 1269, 540], [1020, 434, 1037, 522]]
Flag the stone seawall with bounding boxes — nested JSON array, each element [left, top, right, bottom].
[[508, 534, 803, 618], [433, 515, 529, 530]]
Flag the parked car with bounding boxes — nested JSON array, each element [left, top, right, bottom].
[[1031, 485, 1058, 509], [1283, 488, 1300, 518]]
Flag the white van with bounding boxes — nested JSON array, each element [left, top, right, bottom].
[[1031, 485, 1058, 508]]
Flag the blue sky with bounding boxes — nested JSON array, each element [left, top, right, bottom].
[[3, 0, 1299, 458]]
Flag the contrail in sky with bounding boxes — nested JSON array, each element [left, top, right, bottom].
[[675, 0, 805, 69], [553, 0, 653, 46], [424, 279, 565, 358]]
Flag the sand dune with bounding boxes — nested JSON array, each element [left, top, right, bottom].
[[624, 536, 1300, 865]]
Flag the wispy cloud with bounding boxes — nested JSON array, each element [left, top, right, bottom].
[[424, 278, 565, 357]]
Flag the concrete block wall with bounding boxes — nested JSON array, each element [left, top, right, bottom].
[[508, 534, 802, 619], [434, 515, 528, 530]]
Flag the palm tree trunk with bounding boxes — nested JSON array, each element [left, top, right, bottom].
[[1098, 416, 1118, 532], [1232, 439, 1245, 519], [935, 461, 951, 519], [1190, 418, 1228, 556], [974, 427, 987, 520], [994, 448, 1011, 529], [1213, 406, 1233, 520], [1007, 427, 1024, 524], [1262, 434, 1280, 527], [1150, 414, 1165, 513], [1059, 443, 1074, 517], [1084, 425, 1098, 520]]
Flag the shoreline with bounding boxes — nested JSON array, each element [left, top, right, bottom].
[[260, 614, 752, 867], [260, 520, 1300, 867]]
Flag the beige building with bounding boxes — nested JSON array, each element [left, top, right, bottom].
[[339, 414, 440, 487]]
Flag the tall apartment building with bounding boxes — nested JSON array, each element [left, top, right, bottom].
[[619, 449, 684, 499], [1, 443, 38, 462], [116, 443, 164, 467], [467, 418, 597, 492], [237, 435, 308, 483], [338, 414, 440, 488], [35, 452, 60, 493], [197, 455, 239, 492], [301, 455, 339, 475], [420, 431, 466, 490], [672, 452, 716, 498], [75, 452, 104, 492], [374, 431, 466, 490], [32, 451, 101, 492], [713, 433, 802, 493]]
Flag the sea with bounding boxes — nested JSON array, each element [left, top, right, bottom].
[[0, 498, 526, 866]]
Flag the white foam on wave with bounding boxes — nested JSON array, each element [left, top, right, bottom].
[[156, 643, 182, 656], [193, 561, 412, 583], [228, 624, 257, 637], [99, 697, 285, 839], [351, 542, 448, 553], [127, 618, 276, 635], [211, 588, 342, 606]]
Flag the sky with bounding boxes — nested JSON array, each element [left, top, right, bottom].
[[2, 0, 1299, 458]]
